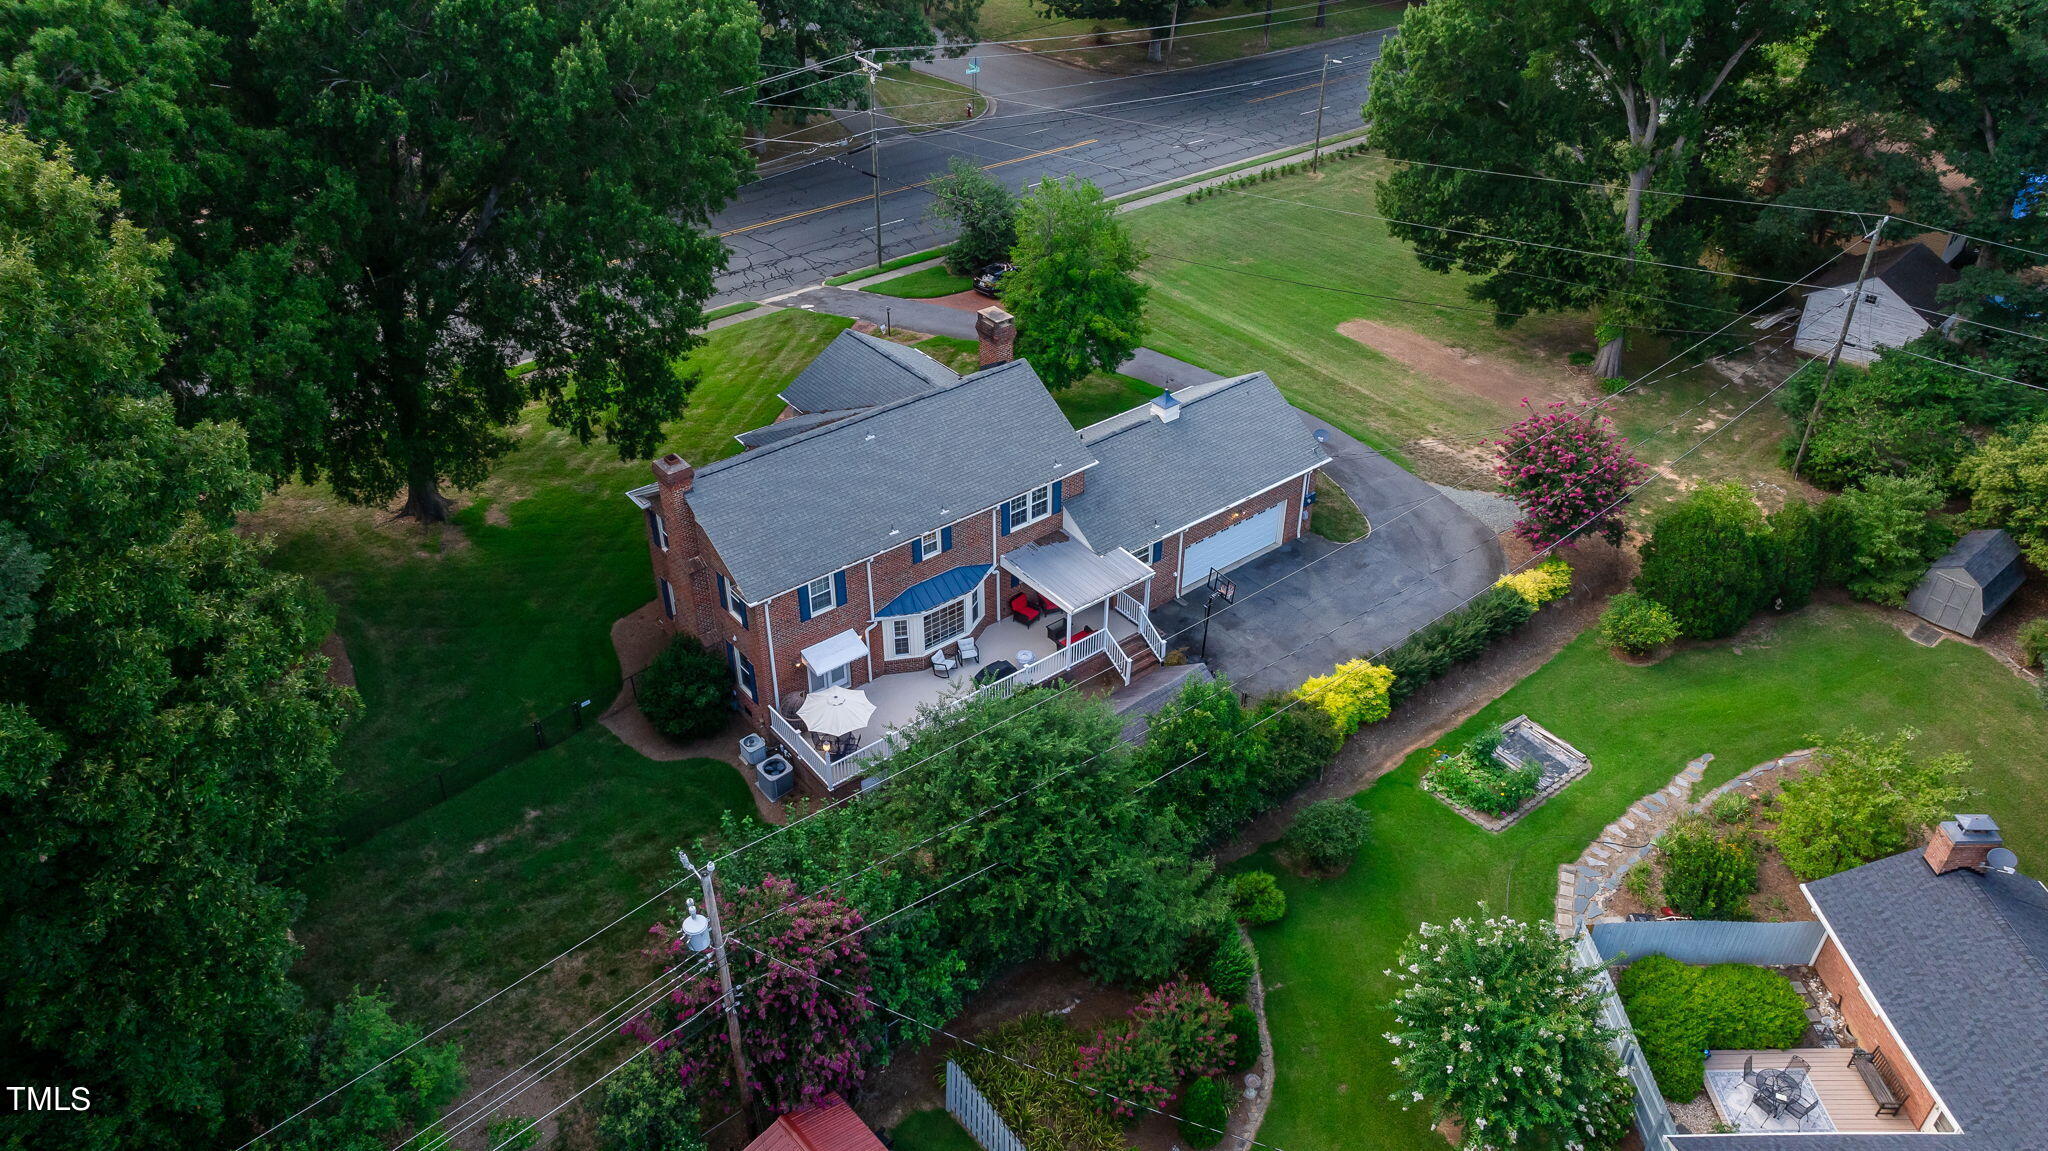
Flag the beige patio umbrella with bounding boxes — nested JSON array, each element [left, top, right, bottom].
[[796, 686, 876, 736]]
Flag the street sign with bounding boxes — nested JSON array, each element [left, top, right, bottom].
[[965, 57, 980, 74]]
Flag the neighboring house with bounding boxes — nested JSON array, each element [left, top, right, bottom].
[[1602, 815, 2048, 1148], [1904, 529, 2023, 638], [741, 1093, 886, 1151], [1793, 243, 1960, 366], [628, 310, 1330, 795]]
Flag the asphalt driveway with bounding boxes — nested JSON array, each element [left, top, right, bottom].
[[1150, 417, 1506, 698]]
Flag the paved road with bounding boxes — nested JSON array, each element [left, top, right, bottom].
[[777, 287, 1225, 389], [712, 32, 1391, 304], [1151, 418, 1506, 698]]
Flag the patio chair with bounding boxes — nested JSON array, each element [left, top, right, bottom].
[[1008, 591, 1043, 623], [956, 635, 980, 664], [1784, 1094, 1820, 1129], [930, 650, 959, 678], [1785, 1054, 1811, 1084], [1743, 1055, 1761, 1087]]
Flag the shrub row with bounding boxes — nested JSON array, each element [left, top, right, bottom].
[[1616, 957, 1809, 1099], [1384, 585, 1537, 705], [1179, 143, 1372, 203]]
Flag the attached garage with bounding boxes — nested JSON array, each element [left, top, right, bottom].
[[1179, 502, 1285, 593]]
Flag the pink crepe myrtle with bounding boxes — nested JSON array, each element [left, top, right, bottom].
[[1493, 401, 1647, 548], [1075, 980, 1233, 1116], [627, 874, 876, 1115]]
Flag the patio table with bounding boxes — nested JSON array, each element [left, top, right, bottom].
[[1750, 1069, 1806, 1118], [974, 660, 1018, 686]]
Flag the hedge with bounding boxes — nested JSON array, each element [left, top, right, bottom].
[[1384, 586, 1536, 705], [1615, 957, 1809, 1099]]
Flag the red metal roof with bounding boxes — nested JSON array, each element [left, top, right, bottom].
[[742, 1094, 886, 1151]]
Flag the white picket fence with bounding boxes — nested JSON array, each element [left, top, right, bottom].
[[945, 1060, 1026, 1151]]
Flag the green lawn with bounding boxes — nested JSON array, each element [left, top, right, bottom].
[[913, 334, 1164, 425], [262, 308, 850, 813], [866, 265, 976, 298], [1308, 469, 1368, 541], [876, 65, 986, 130], [1253, 604, 2048, 1151], [888, 1109, 981, 1151], [976, 0, 1407, 71]]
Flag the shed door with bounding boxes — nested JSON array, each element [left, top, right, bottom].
[[1180, 503, 1285, 593]]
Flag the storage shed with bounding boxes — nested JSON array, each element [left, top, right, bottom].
[[1793, 244, 1959, 366], [743, 1094, 887, 1151], [1904, 529, 2024, 638]]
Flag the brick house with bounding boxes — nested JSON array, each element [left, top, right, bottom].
[[1649, 814, 2048, 1148], [627, 310, 1329, 793]]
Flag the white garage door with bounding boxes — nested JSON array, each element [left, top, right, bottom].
[[1180, 503, 1285, 593]]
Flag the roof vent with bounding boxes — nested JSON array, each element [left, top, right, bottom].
[[1958, 814, 1999, 834], [1150, 393, 1182, 423]]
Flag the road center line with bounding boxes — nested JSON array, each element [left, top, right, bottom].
[[719, 139, 1098, 237]]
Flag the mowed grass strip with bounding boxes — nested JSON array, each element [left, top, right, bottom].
[[866, 265, 977, 298], [263, 308, 850, 809], [974, 0, 1407, 71], [1124, 155, 1587, 463], [1252, 604, 2048, 1151]]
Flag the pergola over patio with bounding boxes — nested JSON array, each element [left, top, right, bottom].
[[998, 538, 1152, 615]]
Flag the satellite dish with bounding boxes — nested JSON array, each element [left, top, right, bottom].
[[1987, 847, 2020, 873], [1313, 428, 1331, 444]]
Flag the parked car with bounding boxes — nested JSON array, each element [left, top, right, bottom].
[[973, 262, 1014, 298]]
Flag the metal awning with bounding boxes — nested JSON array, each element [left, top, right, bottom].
[[799, 629, 869, 672], [999, 539, 1152, 611]]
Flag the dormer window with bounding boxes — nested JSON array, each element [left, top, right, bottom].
[[1008, 483, 1054, 529]]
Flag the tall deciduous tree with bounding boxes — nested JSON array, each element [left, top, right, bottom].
[[1028, 0, 1227, 63], [752, 0, 983, 112], [1363, 0, 1812, 375], [0, 128, 355, 1151], [1006, 177, 1147, 390], [4, 0, 761, 520], [927, 157, 1018, 274]]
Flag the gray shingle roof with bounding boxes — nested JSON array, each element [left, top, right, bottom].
[[1063, 373, 1330, 553], [1813, 244, 1960, 318], [688, 359, 1094, 598], [778, 329, 957, 413], [1906, 530, 2023, 636], [1676, 850, 2048, 1149], [733, 410, 849, 449]]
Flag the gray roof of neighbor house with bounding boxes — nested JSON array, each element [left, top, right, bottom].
[[777, 329, 957, 414], [688, 358, 1094, 598], [1905, 529, 2023, 637], [1812, 243, 1960, 318], [733, 410, 850, 450], [1682, 849, 2048, 1150], [1064, 373, 1329, 553]]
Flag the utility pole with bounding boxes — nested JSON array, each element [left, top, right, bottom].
[[1792, 215, 1888, 477], [678, 851, 753, 1115], [1164, 0, 1182, 58], [860, 54, 884, 270], [1309, 54, 1331, 172]]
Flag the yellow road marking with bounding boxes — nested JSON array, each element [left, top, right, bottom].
[[1247, 81, 1325, 103], [719, 139, 1098, 237]]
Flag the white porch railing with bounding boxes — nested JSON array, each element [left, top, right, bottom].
[[768, 706, 884, 790], [1116, 591, 1166, 662], [1104, 626, 1133, 683]]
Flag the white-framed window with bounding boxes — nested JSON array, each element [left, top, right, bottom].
[[646, 509, 669, 552], [806, 573, 839, 614], [720, 575, 745, 624], [658, 578, 676, 619], [1007, 483, 1054, 530], [919, 529, 942, 556], [808, 661, 852, 691], [887, 586, 984, 658]]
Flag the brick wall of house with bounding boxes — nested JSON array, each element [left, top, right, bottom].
[[651, 461, 776, 731], [1141, 473, 1311, 608], [1814, 934, 1938, 1128]]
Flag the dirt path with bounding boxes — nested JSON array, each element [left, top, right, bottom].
[[319, 632, 356, 687], [1338, 319, 1589, 412], [1218, 539, 1632, 864]]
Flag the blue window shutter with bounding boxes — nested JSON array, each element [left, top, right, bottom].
[[999, 504, 1012, 535], [797, 583, 812, 622], [716, 572, 728, 610], [735, 596, 749, 629], [911, 538, 924, 564], [833, 570, 848, 606], [940, 526, 953, 553], [1050, 482, 1062, 513], [1151, 541, 1164, 563]]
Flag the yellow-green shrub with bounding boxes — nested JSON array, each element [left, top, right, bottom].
[[1494, 556, 1573, 608], [1296, 659, 1394, 734]]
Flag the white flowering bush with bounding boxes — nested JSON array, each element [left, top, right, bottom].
[[1384, 910, 1634, 1151]]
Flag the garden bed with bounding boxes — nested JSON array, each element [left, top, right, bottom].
[[1421, 715, 1592, 832]]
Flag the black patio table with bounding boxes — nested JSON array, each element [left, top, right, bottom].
[[1751, 1068, 1807, 1119], [974, 660, 1019, 686]]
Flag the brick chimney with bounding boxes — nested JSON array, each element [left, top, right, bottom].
[[652, 452, 694, 493], [1925, 814, 2002, 875], [975, 306, 1016, 368]]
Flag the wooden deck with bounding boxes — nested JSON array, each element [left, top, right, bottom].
[[1705, 1050, 1917, 1134]]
